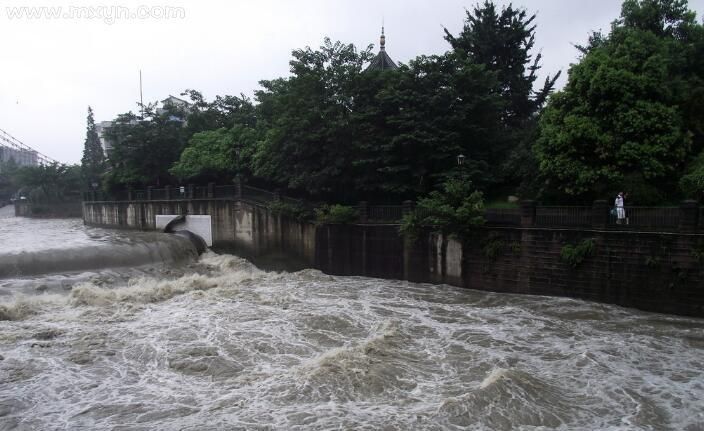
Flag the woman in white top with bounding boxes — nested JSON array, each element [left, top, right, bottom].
[[615, 192, 625, 224]]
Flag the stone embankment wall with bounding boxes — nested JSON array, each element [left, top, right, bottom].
[[83, 199, 316, 267], [83, 200, 704, 317]]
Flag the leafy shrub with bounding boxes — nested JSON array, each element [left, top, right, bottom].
[[691, 240, 704, 265], [680, 151, 704, 199], [314, 204, 358, 224], [398, 213, 422, 242], [400, 178, 485, 240], [482, 233, 505, 260], [509, 241, 522, 255], [560, 239, 596, 268]]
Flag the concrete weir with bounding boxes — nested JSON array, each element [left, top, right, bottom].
[[83, 199, 704, 317]]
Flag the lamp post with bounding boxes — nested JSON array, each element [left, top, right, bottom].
[[233, 145, 242, 199], [457, 154, 466, 166], [91, 181, 99, 201]]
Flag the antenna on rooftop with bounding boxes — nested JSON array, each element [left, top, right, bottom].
[[139, 70, 144, 118]]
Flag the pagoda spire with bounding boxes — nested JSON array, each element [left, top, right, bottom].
[[365, 23, 398, 72]]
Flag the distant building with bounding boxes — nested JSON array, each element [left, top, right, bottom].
[[95, 120, 114, 156], [366, 27, 399, 72], [156, 95, 191, 121], [0, 145, 38, 167]]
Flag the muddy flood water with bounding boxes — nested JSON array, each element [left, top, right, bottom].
[[1, 206, 703, 430]]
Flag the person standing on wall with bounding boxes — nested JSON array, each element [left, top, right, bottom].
[[615, 192, 626, 224]]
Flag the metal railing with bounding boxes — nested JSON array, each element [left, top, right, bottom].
[[485, 208, 521, 226], [367, 205, 403, 222], [536, 206, 592, 227], [82, 185, 703, 232], [609, 206, 680, 229]]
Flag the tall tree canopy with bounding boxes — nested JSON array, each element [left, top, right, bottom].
[[535, 0, 704, 203], [444, 1, 560, 125], [80, 106, 105, 187], [253, 38, 375, 199], [103, 105, 191, 189], [444, 1, 561, 196]]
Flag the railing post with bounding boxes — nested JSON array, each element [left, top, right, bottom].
[[358, 201, 369, 223], [90, 190, 96, 202], [164, 185, 171, 200], [207, 182, 215, 198], [127, 188, 133, 201], [679, 200, 699, 233], [402, 200, 415, 217], [234, 175, 242, 199], [187, 184, 194, 199], [520, 200, 536, 227], [592, 200, 609, 229], [147, 186, 153, 201]]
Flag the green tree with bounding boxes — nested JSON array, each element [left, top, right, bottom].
[[535, 0, 703, 203], [253, 38, 374, 200], [15, 163, 82, 203], [444, 1, 560, 125], [400, 178, 485, 240], [80, 106, 105, 188], [0, 159, 19, 203], [103, 105, 190, 190], [444, 1, 561, 197], [370, 53, 503, 196], [180, 90, 257, 135], [170, 125, 259, 182]]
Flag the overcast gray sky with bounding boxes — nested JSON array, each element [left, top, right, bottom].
[[2, 0, 703, 164]]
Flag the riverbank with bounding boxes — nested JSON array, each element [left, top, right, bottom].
[[82, 199, 704, 317]]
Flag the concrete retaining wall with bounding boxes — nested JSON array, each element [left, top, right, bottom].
[[83, 199, 316, 268], [83, 200, 704, 317]]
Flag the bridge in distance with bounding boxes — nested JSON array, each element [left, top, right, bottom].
[[0, 128, 58, 167]]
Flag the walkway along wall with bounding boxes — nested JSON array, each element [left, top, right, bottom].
[[83, 200, 704, 317]]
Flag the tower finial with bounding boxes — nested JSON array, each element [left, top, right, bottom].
[[380, 23, 386, 51]]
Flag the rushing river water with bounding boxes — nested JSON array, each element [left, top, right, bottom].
[[1, 207, 703, 430]]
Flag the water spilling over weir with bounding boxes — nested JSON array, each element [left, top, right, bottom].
[[1, 206, 703, 430]]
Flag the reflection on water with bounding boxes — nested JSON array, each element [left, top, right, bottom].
[[0, 250, 703, 430]]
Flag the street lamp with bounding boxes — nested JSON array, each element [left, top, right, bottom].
[[457, 154, 466, 166]]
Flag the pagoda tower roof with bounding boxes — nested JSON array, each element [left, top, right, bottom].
[[366, 26, 398, 72]]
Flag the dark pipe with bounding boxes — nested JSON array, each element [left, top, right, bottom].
[[174, 230, 208, 255], [163, 214, 187, 233], [162, 215, 207, 255]]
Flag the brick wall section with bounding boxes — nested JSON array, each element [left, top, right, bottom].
[[463, 228, 704, 316], [315, 224, 704, 317]]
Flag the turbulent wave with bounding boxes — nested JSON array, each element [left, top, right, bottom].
[[0, 293, 70, 321], [294, 320, 418, 401], [0, 254, 267, 320], [436, 367, 582, 429]]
